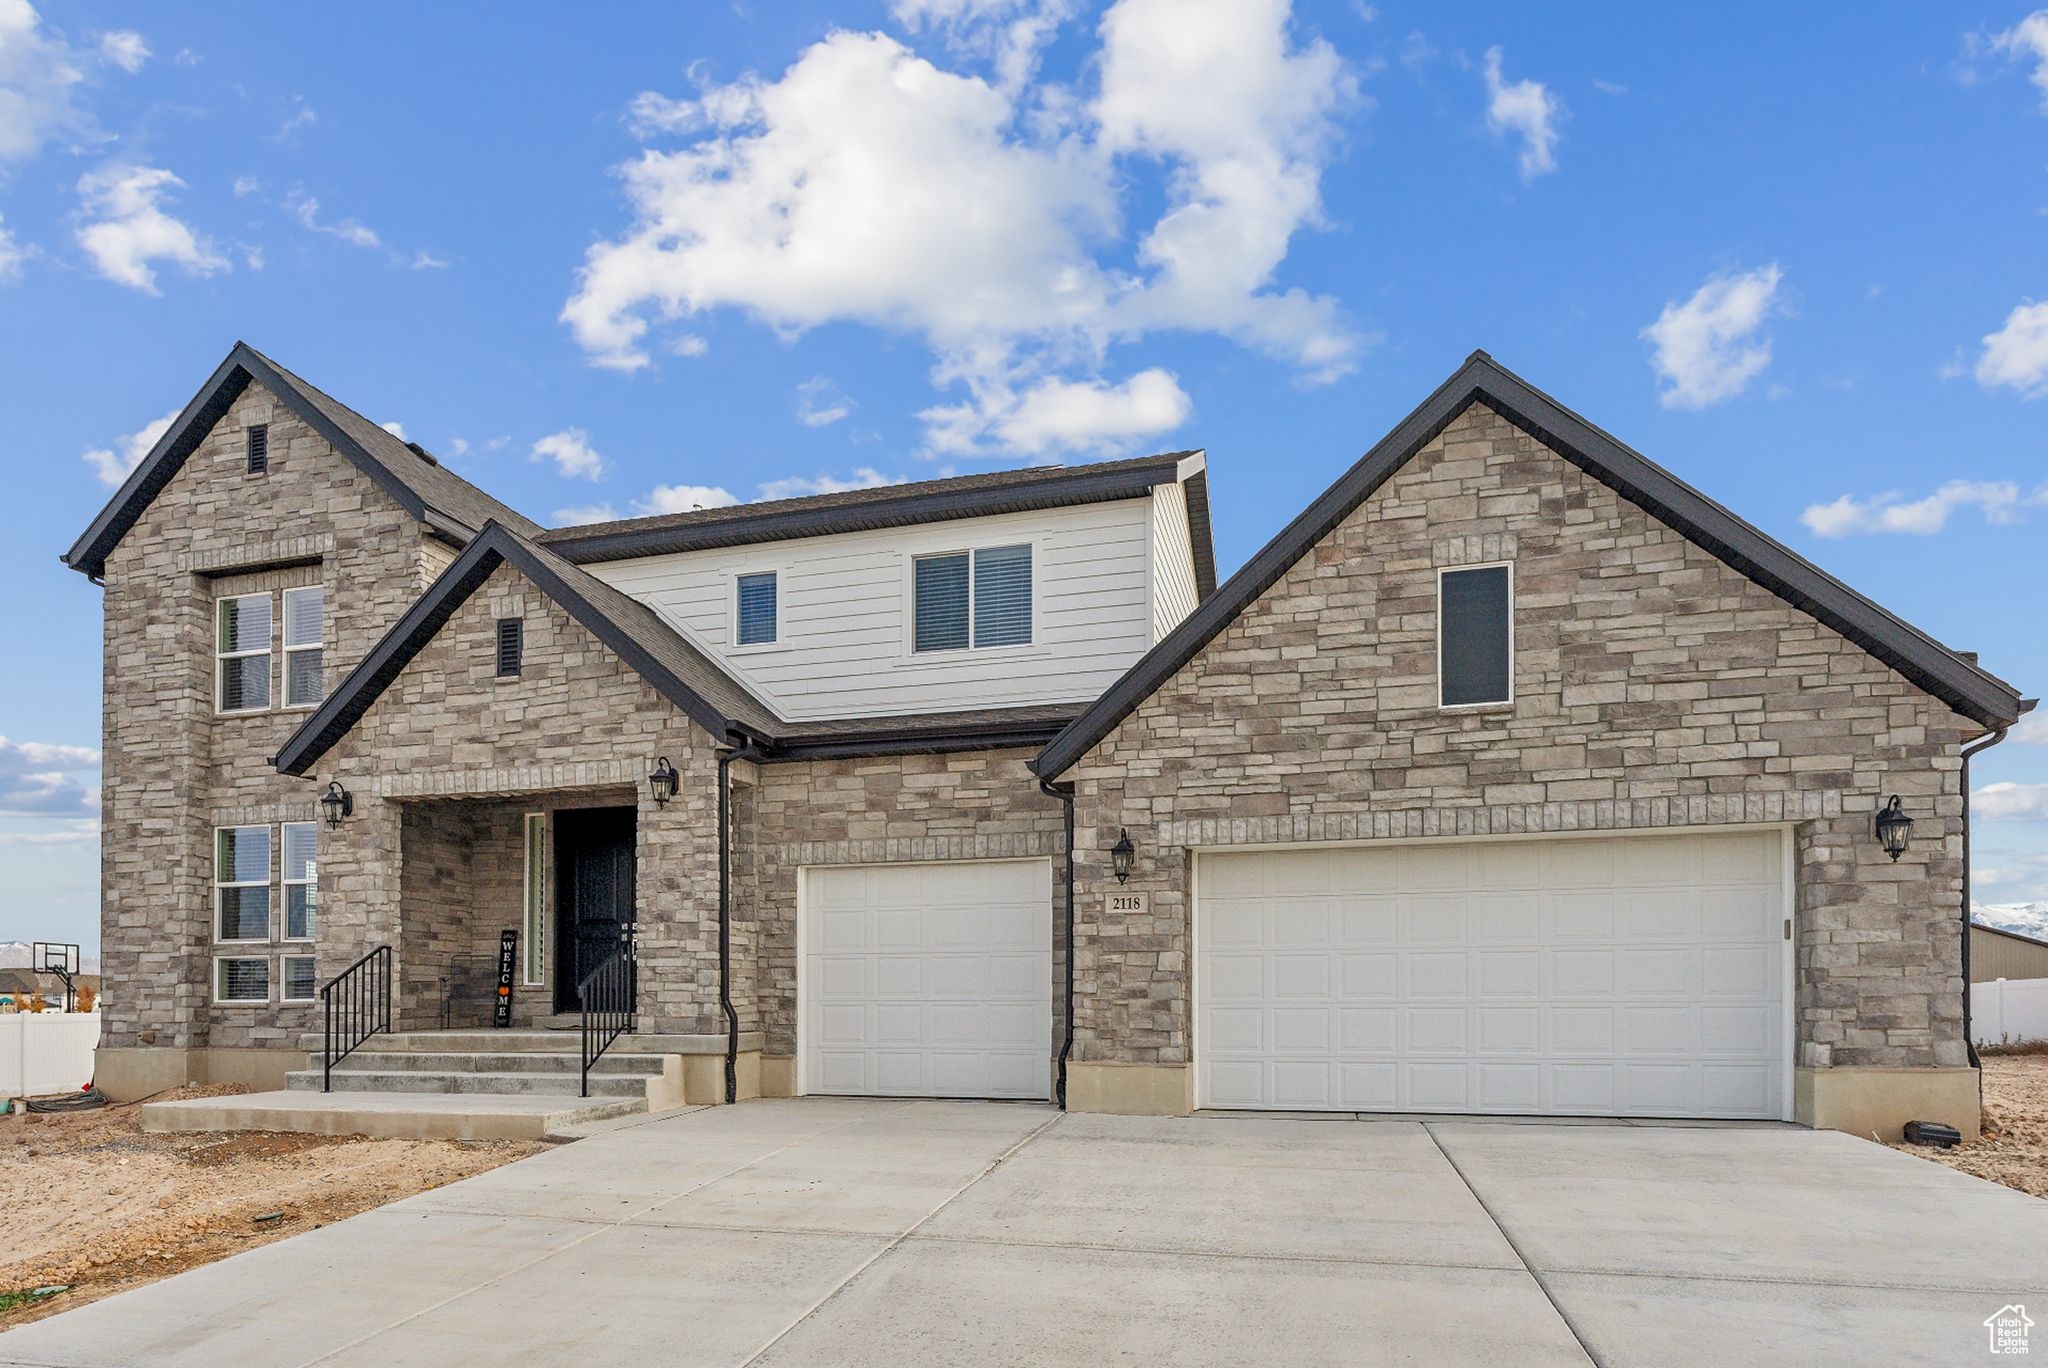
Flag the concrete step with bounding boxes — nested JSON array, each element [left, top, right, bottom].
[[313, 1050, 667, 1077], [285, 1068, 649, 1099], [294, 1029, 764, 1056], [143, 1090, 650, 1141]]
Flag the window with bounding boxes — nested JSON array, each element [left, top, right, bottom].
[[913, 544, 1032, 653], [246, 425, 269, 475], [523, 813, 546, 986], [734, 572, 778, 647], [215, 825, 271, 942], [281, 954, 318, 1004], [1439, 564, 1513, 707], [282, 822, 318, 940], [216, 594, 272, 712], [496, 618, 523, 678], [282, 586, 325, 708], [216, 957, 270, 1004]]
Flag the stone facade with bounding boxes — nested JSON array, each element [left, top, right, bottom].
[[1064, 402, 1977, 1088], [98, 382, 449, 1055]]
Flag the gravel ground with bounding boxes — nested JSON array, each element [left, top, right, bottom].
[[0, 1085, 543, 1329], [1889, 1054, 2048, 1198]]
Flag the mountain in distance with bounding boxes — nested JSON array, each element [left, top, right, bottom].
[[0, 941, 100, 974], [1973, 903, 2048, 942]]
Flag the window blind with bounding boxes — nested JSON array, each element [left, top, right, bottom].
[[282, 955, 317, 1002], [217, 595, 272, 711], [972, 544, 1032, 648], [218, 958, 269, 1003], [283, 822, 318, 939], [913, 553, 970, 652], [216, 825, 271, 942], [283, 586, 324, 707], [736, 572, 778, 646]]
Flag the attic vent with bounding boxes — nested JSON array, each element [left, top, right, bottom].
[[495, 618, 523, 678], [246, 425, 269, 475], [404, 440, 439, 467]]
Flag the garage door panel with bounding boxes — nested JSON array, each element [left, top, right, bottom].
[[802, 860, 1052, 1100], [1199, 831, 1788, 1119]]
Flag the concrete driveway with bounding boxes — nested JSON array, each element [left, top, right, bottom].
[[1, 1099, 2042, 1367]]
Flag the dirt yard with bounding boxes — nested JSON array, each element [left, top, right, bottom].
[[0, 1086, 543, 1329], [1890, 1054, 2048, 1198]]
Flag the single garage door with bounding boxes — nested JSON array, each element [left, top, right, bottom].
[[1197, 830, 1789, 1119], [801, 858, 1052, 1100]]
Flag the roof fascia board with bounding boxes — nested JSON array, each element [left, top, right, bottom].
[[766, 720, 1072, 763]]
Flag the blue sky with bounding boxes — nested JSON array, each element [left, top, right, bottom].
[[3, 0, 2048, 951]]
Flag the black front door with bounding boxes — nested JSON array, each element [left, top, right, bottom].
[[554, 807, 637, 1013]]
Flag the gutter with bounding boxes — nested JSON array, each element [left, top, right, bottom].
[[1039, 778, 1076, 1109], [1961, 711, 2027, 1072], [718, 734, 766, 1105]]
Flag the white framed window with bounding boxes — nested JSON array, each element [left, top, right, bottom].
[[282, 586, 325, 708], [911, 543, 1033, 653], [733, 571, 778, 648], [281, 954, 318, 1004], [1438, 562, 1514, 709], [216, 593, 273, 713], [523, 812, 546, 986], [282, 822, 318, 941], [215, 825, 272, 943], [214, 956, 270, 1005]]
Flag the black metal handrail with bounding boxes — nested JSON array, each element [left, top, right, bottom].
[[578, 935, 637, 1097], [320, 945, 392, 1092]]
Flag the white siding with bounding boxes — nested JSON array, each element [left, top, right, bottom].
[[585, 499, 1157, 720], [1151, 482, 1198, 642]]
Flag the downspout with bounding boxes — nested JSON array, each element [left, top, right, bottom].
[[1040, 778, 1076, 1109], [718, 735, 767, 1105], [1960, 723, 2014, 1075]]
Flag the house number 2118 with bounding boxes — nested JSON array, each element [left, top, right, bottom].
[[1107, 892, 1149, 915]]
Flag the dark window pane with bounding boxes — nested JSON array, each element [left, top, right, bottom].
[[284, 956, 317, 1001], [914, 554, 970, 652], [218, 887, 270, 941], [973, 544, 1032, 647], [286, 885, 315, 940], [736, 572, 777, 645], [285, 648, 324, 706], [217, 826, 270, 883], [1440, 566, 1512, 706], [219, 958, 268, 1001]]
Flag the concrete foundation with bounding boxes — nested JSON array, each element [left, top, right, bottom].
[[95, 1045, 310, 1101], [1794, 1066, 1981, 1142], [1065, 1061, 1193, 1116]]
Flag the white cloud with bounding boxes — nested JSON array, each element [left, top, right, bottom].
[[268, 99, 316, 144], [0, 211, 22, 279], [795, 376, 853, 427], [563, 1, 1360, 454], [285, 189, 380, 249], [532, 427, 607, 480], [0, 737, 99, 819], [1800, 480, 2036, 538], [756, 468, 902, 500], [2013, 710, 2048, 745], [550, 502, 618, 526], [74, 164, 229, 293], [891, 0, 1081, 94], [0, 0, 88, 165], [0, 820, 97, 846], [1974, 300, 2048, 398], [410, 248, 448, 270], [1592, 78, 1628, 96], [81, 406, 179, 486], [634, 483, 739, 515], [1976, 782, 2048, 820], [1993, 9, 2048, 111], [97, 29, 146, 73], [379, 420, 408, 440], [923, 367, 1191, 456], [1482, 46, 1561, 182], [231, 174, 259, 197], [1641, 263, 1784, 409]]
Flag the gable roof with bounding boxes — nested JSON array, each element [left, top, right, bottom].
[[274, 522, 779, 775], [63, 343, 541, 580], [541, 451, 1217, 599], [1035, 350, 2030, 779]]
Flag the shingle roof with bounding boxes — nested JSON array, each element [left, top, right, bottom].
[[540, 450, 1217, 597], [1035, 350, 2031, 779], [63, 342, 540, 579]]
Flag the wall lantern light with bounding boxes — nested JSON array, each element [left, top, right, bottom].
[[648, 757, 680, 808], [1111, 829, 1135, 885], [1874, 795, 1913, 862], [320, 780, 354, 829]]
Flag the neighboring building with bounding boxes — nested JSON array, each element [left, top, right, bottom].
[[1971, 923, 2048, 983], [63, 344, 2030, 1139]]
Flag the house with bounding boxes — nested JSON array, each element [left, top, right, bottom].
[[63, 343, 2031, 1139], [1972, 922, 2048, 983]]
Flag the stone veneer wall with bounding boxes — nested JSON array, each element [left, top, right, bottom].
[[315, 561, 727, 1034], [1066, 401, 1977, 1075], [397, 800, 541, 1028], [744, 750, 1067, 1058], [99, 381, 450, 1052]]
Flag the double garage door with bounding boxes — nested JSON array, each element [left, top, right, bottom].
[[800, 859, 1052, 1100], [1198, 830, 1790, 1120]]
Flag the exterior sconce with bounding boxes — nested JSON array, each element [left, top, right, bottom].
[[320, 780, 354, 829], [1111, 829, 1135, 885], [1874, 795, 1912, 862], [648, 757, 680, 808]]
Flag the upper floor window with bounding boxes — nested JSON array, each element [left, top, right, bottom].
[[495, 618, 524, 678], [282, 586, 325, 708], [1438, 564, 1513, 708], [734, 572, 778, 647], [913, 544, 1032, 653], [215, 825, 272, 943], [217, 593, 272, 713], [246, 424, 269, 475]]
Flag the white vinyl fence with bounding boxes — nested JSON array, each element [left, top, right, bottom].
[[1975, 978, 2048, 1047], [0, 1013, 100, 1096]]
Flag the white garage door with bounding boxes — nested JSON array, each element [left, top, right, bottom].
[[801, 859, 1052, 1100], [1197, 830, 1789, 1119]]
